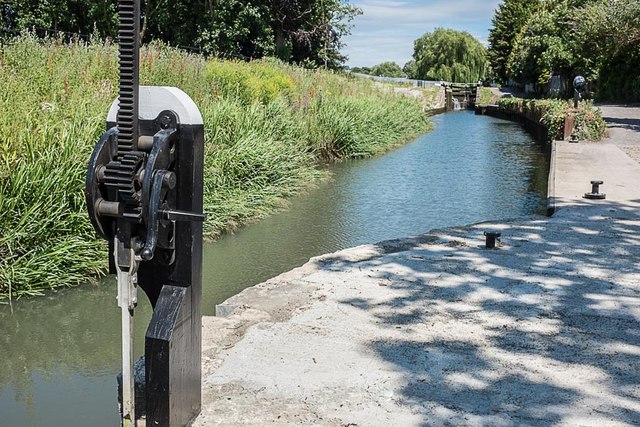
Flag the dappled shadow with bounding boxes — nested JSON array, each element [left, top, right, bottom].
[[320, 201, 640, 425], [374, 339, 571, 426], [603, 116, 640, 133]]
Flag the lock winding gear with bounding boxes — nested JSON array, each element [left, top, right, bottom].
[[85, 112, 182, 260], [103, 152, 146, 221]]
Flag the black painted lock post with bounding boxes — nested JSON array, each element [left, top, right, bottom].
[[584, 180, 606, 200], [87, 88, 205, 426], [84, 2, 205, 425], [130, 90, 204, 427], [484, 231, 501, 249]]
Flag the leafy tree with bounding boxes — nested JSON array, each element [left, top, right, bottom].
[[370, 61, 405, 78], [506, 0, 597, 92], [143, 0, 273, 59], [573, 0, 640, 101], [1, 0, 361, 68], [488, 0, 640, 100], [315, 0, 362, 68], [487, 0, 540, 83], [144, 1, 361, 67], [412, 28, 487, 82], [574, 0, 640, 58], [350, 66, 371, 74], [402, 60, 417, 79], [507, 8, 568, 87], [265, 0, 361, 68], [0, 0, 117, 38]]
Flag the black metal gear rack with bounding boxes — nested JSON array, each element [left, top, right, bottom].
[[85, 1, 205, 425]]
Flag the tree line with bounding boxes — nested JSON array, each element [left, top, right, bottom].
[[352, 28, 488, 83], [6, 1, 635, 99], [353, 0, 639, 102], [488, 0, 640, 101], [0, 0, 361, 69]]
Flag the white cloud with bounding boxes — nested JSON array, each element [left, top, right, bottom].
[[342, 0, 501, 67]]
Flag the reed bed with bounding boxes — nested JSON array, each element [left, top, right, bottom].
[[0, 35, 431, 299]]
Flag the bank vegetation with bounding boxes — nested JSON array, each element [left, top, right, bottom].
[[0, 35, 431, 299], [489, 0, 640, 102], [497, 97, 607, 142]]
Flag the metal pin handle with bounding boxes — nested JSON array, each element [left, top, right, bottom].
[[160, 209, 207, 222]]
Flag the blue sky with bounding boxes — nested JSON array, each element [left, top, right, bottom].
[[342, 0, 502, 68]]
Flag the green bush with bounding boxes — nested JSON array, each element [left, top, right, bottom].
[[497, 97, 606, 142], [476, 87, 499, 106], [572, 101, 607, 141], [538, 99, 568, 141], [204, 59, 294, 104]]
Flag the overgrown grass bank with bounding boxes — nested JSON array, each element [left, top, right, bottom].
[[475, 87, 500, 106], [0, 36, 431, 299], [497, 97, 606, 142]]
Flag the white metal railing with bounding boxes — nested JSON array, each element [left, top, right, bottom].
[[351, 73, 442, 88], [351, 73, 484, 89]]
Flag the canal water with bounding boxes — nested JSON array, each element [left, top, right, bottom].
[[0, 111, 548, 426]]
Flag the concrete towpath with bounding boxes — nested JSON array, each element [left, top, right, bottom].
[[549, 104, 640, 210], [194, 105, 640, 426]]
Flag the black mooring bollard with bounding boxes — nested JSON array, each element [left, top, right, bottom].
[[584, 180, 606, 200], [484, 232, 501, 249]]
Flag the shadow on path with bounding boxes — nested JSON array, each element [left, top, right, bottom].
[[603, 116, 640, 133], [322, 202, 640, 425]]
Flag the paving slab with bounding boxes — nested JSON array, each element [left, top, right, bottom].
[[549, 141, 640, 210], [598, 104, 640, 147]]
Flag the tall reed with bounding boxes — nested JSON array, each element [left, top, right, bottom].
[[0, 35, 431, 299]]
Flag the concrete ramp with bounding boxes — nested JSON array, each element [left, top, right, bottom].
[[196, 205, 640, 426]]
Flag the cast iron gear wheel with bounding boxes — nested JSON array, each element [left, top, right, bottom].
[[102, 151, 146, 220]]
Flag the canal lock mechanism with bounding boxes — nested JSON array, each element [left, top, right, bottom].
[[444, 84, 479, 111], [84, 0, 206, 425]]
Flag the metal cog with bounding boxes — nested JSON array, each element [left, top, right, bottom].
[[103, 151, 146, 220]]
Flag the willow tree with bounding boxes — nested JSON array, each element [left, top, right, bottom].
[[370, 61, 405, 77], [412, 28, 487, 83]]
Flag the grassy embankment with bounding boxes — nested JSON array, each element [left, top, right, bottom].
[[475, 87, 501, 106], [386, 84, 443, 111], [0, 36, 431, 300]]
